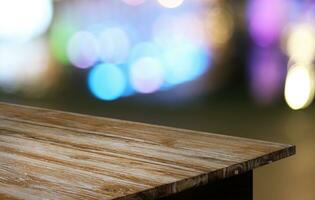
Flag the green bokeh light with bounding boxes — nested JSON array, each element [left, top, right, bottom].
[[49, 21, 78, 65]]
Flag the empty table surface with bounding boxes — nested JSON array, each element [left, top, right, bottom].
[[0, 102, 295, 200]]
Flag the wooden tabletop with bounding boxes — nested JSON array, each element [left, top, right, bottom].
[[0, 102, 295, 200]]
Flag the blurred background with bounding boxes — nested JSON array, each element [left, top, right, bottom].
[[0, 0, 314, 199]]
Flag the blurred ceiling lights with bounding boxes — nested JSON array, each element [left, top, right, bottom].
[[2, 0, 315, 111], [284, 23, 315, 110], [50, 0, 214, 101], [247, 0, 315, 110]]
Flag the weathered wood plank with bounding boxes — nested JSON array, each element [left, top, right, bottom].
[[0, 102, 295, 200]]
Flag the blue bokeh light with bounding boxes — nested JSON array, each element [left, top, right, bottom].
[[119, 63, 135, 97], [88, 63, 126, 101], [162, 43, 210, 85], [128, 42, 161, 63]]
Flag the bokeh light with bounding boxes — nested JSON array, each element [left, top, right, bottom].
[[158, 0, 184, 8], [247, 0, 288, 47], [67, 31, 99, 69], [129, 42, 161, 64], [0, 39, 58, 95], [249, 48, 286, 104], [50, 21, 78, 65], [99, 27, 131, 64], [153, 13, 207, 49], [130, 57, 164, 94], [287, 24, 315, 63], [151, 13, 211, 86], [0, 0, 214, 101], [163, 43, 210, 85], [205, 5, 234, 48], [285, 22, 315, 110], [122, 0, 146, 6], [285, 65, 315, 110], [0, 0, 53, 43], [88, 63, 126, 101]]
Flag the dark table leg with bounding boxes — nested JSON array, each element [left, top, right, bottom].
[[159, 171, 253, 200]]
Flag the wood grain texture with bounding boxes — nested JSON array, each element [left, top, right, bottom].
[[0, 102, 295, 200]]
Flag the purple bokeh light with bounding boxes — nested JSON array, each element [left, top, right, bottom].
[[248, 47, 286, 104], [247, 0, 288, 47]]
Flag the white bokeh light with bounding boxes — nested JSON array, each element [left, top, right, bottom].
[[130, 57, 164, 94], [0, 0, 53, 42], [122, 0, 146, 6], [287, 24, 315, 63], [158, 0, 184, 8], [99, 27, 131, 64], [285, 65, 315, 110], [0, 39, 52, 93], [67, 31, 99, 69]]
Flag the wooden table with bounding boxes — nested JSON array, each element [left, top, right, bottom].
[[0, 102, 295, 200]]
